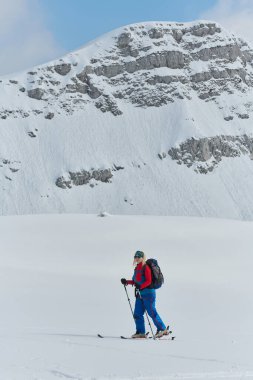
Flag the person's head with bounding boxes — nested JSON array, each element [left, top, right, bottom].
[[133, 250, 146, 266]]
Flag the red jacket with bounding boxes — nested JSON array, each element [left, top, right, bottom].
[[127, 262, 152, 290]]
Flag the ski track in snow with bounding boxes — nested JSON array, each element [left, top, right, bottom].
[[51, 335, 224, 364], [50, 370, 83, 380]]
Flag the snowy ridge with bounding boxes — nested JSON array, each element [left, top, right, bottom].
[[1, 20, 253, 217]]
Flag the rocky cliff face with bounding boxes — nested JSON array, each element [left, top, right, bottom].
[[165, 135, 253, 173], [1, 21, 253, 120], [1, 21, 253, 218]]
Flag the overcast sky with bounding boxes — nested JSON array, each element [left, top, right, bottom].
[[0, 0, 253, 76]]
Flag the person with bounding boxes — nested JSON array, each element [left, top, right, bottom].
[[121, 250, 167, 338]]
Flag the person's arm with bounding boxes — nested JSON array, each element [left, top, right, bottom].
[[140, 265, 152, 289], [121, 278, 135, 285]]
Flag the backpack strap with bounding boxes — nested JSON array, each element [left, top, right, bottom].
[[142, 263, 153, 289]]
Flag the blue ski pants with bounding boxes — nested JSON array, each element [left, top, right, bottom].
[[133, 293, 166, 334]]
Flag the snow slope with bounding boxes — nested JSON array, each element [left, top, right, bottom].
[[1, 213, 253, 379], [1, 21, 253, 218]]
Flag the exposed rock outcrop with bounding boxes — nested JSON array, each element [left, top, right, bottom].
[[56, 168, 114, 189], [0, 158, 21, 184], [117, 32, 132, 48], [167, 135, 253, 173], [45, 112, 54, 120], [95, 95, 122, 115], [54, 63, 71, 76], [27, 88, 45, 100]]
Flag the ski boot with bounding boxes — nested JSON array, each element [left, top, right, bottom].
[[155, 328, 169, 338], [131, 331, 147, 338]]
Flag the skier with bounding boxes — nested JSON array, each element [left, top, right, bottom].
[[121, 250, 168, 338]]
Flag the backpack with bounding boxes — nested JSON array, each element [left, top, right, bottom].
[[145, 258, 164, 289]]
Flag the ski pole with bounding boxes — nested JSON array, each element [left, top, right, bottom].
[[123, 284, 135, 321], [137, 289, 156, 340]]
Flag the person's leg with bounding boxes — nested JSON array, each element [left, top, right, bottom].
[[142, 293, 166, 332], [133, 296, 145, 333]]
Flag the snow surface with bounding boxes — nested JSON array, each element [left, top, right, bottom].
[[2, 100, 253, 219], [1, 213, 253, 379]]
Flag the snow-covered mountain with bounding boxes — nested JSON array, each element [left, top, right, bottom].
[[1, 20, 253, 218]]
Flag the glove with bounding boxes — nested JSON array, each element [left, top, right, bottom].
[[135, 283, 141, 290], [121, 278, 127, 285]]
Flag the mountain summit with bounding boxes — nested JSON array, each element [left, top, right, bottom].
[[1, 21, 253, 218]]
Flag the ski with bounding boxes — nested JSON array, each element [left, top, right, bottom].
[[98, 327, 175, 340], [121, 336, 148, 340], [120, 333, 149, 340], [97, 334, 124, 339], [120, 335, 175, 340], [97, 333, 149, 339], [154, 335, 176, 340], [98, 332, 175, 340]]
